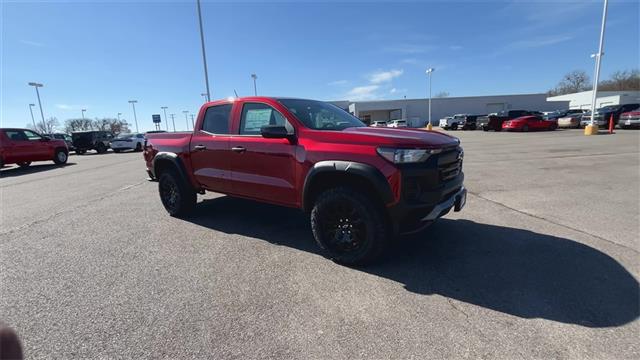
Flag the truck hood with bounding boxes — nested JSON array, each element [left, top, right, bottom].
[[338, 127, 460, 148]]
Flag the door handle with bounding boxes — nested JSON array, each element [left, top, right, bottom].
[[194, 145, 207, 151], [231, 146, 246, 153]]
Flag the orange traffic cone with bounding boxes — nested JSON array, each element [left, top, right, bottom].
[[608, 114, 614, 134]]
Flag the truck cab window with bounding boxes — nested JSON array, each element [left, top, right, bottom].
[[202, 104, 233, 134], [240, 103, 291, 135]]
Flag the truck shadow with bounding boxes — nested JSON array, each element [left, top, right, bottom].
[[0, 163, 75, 178], [186, 196, 639, 328]]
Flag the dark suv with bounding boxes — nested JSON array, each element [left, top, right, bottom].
[[72, 131, 113, 154]]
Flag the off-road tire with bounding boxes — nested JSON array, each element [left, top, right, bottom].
[[311, 187, 390, 266], [158, 169, 196, 217], [53, 149, 68, 164]]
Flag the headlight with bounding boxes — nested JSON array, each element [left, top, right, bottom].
[[376, 147, 441, 164]]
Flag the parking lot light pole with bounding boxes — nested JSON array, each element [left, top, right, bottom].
[[251, 73, 258, 96], [586, 0, 609, 136], [161, 106, 169, 131], [81, 109, 86, 120], [128, 100, 139, 132], [170, 114, 176, 132], [426, 68, 435, 126], [183, 111, 190, 130], [28, 104, 37, 130], [117, 112, 122, 122], [197, 0, 211, 102], [28, 82, 46, 129]]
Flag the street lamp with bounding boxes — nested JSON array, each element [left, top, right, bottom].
[[190, 114, 195, 129], [425, 68, 435, 126], [201, 93, 208, 102], [117, 112, 122, 122], [128, 100, 139, 132], [183, 110, 190, 130], [161, 106, 169, 131], [196, 0, 211, 102], [170, 114, 176, 132], [251, 73, 258, 96], [28, 104, 37, 130], [81, 109, 86, 120], [588, 0, 609, 133], [28, 82, 46, 130]]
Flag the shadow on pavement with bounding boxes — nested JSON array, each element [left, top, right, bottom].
[[185, 196, 639, 328], [0, 163, 75, 178]]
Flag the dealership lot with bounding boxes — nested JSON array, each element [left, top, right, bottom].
[[1, 129, 638, 359]]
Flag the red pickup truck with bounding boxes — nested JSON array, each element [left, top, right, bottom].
[[144, 97, 466, 264], [0, 128, 69, 168]]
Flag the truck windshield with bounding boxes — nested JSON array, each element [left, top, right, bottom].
[[277, 99, 365, 130]]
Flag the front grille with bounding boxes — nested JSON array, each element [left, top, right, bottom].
[[438, 147, 463, 181]]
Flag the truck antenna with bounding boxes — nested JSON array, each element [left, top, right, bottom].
[[233, 89, 239, 98]]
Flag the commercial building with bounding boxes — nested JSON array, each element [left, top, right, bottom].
[[546, 90, 640, 110], [331, 93, 567, 127]]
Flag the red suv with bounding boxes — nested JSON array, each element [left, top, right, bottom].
[[144, 97, 466, 265], [0, 128, 69, 168]]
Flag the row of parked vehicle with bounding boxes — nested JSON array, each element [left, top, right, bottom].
[[437, 103, 640, 132], [0, 128, 162, 169]]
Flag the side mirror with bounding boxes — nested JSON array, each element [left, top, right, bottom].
[[41, 136, 51, 141], [261, 125, 292, 139]]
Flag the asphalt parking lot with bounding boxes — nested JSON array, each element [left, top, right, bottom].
[[1, 129, 638, 359]]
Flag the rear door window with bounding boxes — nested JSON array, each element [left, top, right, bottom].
[[202, 104, 233, 134]]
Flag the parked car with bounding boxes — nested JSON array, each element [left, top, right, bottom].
[[0, 128, 69, 168], [461, 115, 484, 130], [544, 109, 585, 121], [557, 113, 584, 128], [370, 121, 387, 127], [581, 103, 640, 127], [502, 116, 557, 132], [111, 133, 145, 152], [387, 119, 407, 128], [618, 108, 640, 129], [44, 133, 74, 151], [72, 131, 113, 154], [439, 114, 467, 130], [477, 110, 533, 131], [143, 97, 466, 265]]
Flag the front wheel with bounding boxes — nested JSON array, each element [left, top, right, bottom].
[[311, 187, 390, 265], [53, 149, 68, 164], [158, 169, 196, 217], [17, 161, 31, 168]]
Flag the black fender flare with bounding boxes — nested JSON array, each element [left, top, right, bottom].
[[152, 152, 191, 185], [302, 160, 394, 211]]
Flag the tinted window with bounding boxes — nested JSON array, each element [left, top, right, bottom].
[[240, 103, 289, 135], [202, 104, 232, 134], [278, 99, 365, 131], [24, 130, 42, 140], [5, 130, 27, 141], [136, 134, 144, 138]]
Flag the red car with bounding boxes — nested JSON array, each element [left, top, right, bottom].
[[502, 116, 557, 132], [618, 110, 640, 129], [144, 97, 466, 265], [0, 128, 69, 168]]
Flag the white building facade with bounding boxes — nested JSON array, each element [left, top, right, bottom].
[[547, 90, 640, 110]]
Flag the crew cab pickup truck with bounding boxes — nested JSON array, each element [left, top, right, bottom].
[[0, 128, 69, 168], [477, 110, 534, 131], [143, 97, 466, 265]]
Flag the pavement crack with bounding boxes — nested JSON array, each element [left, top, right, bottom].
[[467, 191, 639, 255], [446, 297, 469, 318], [0, 180, 146, 238]]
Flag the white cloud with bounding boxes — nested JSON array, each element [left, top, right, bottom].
[[346, 85, 380, 100], [368, 69, 403, 84], [328, 80, 348, 86], [20, 39, 45, 47]]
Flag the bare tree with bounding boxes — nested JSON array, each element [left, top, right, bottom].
[[435, 91, 450, 98], [27, 117, 59, 134], [599, 69, 640, 91], [65, 118, 95, 133], [93, 118, 130, 135], [548, 70, 591, 96]]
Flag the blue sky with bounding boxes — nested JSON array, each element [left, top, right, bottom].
[[2, 0, 639, 131]]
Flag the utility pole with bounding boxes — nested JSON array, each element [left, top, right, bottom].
[[128, 100, 139, 132], [170, 114, 176, 132], [183, 111, 190, 130], [28, 104, 37, 130], [190, 114, 195, 129], [161, 106, 169, 131]]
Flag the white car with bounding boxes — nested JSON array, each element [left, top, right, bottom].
[[439, 114, 468, 130], [370, 121, 387, 127], [387, 120, 407, 128], [110, 133, 145, 152]]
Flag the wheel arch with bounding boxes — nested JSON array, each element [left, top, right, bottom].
[[153, 152, 191, 186], [302, 160, 394, 213]]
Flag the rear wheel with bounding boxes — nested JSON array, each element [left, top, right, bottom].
[[135, 143, 143, 152], [95, 143, 107, 154], [311, 187, 390, 265], [53, 149, 68, 164], [158, 169, 196, 217], [17, 161, 31, 168]]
